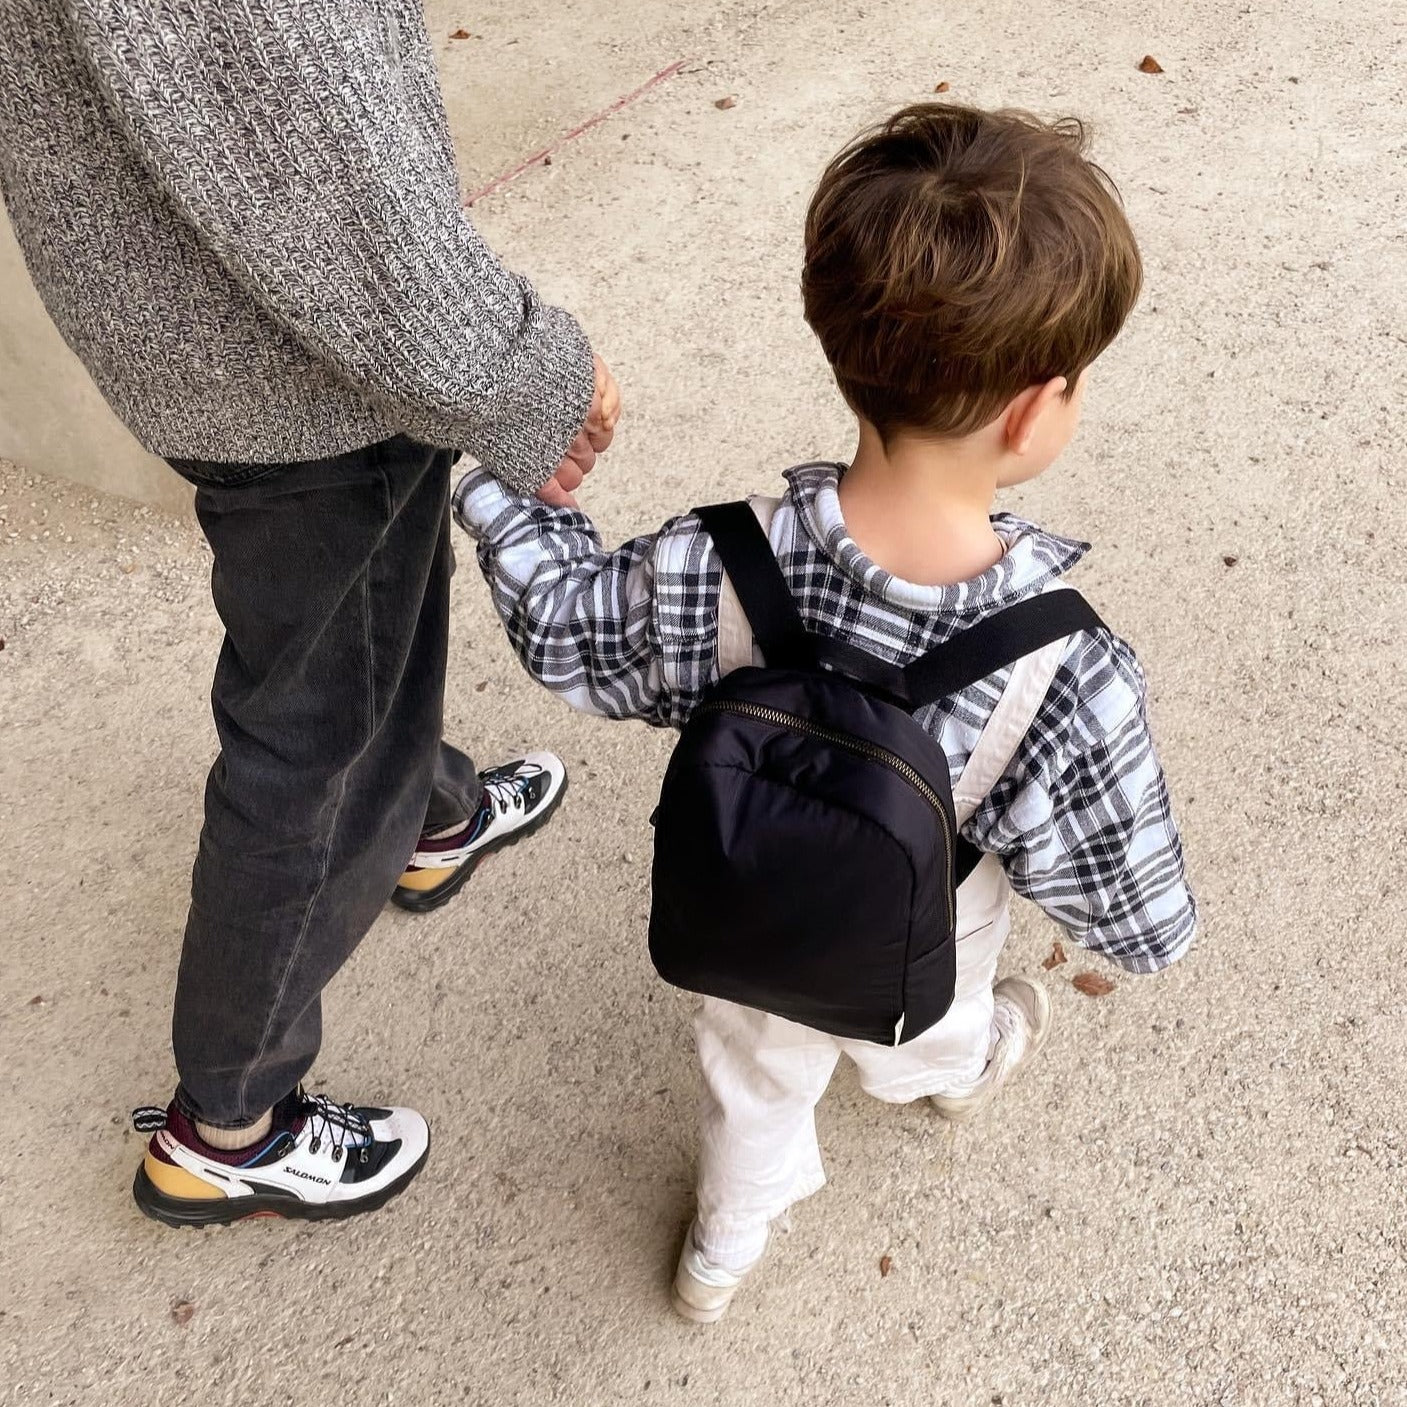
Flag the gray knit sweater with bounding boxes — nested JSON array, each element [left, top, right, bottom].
[[0, 1, 594, 493]]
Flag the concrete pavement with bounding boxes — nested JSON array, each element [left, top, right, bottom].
[[2, 0, 1405, 1403]]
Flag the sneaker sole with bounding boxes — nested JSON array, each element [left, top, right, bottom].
[[670, 1284, 731, 1325], [390, 774, 569, 915], [131, 1138, 431, 1229]]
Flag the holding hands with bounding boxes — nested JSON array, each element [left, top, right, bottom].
[[536, 355, 621, 509]]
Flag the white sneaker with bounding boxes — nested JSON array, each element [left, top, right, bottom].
[[930, 976, 1052, 1124], [131, 1090, 430, 1227], [393, 751, 568, 912], [670, 1223, 765, 1324]]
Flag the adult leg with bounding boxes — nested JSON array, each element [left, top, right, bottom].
[[387, 483, 572, 913], [426, 742, 482, 831], [172, 437, 457, 1128], [422, 512, 485, 832], [393, 739, 568, 913]]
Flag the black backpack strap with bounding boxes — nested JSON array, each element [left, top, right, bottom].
[[903, 591, 1106, 709], [695, 501, 811, 669], [932, 592, 1105, 887], [954, 838, 985, 886]]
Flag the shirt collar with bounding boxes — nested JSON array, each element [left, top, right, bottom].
[[785, 461, 1090, 617]]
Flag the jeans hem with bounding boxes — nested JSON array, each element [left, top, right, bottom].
[[173, 1083, 288, 1130]]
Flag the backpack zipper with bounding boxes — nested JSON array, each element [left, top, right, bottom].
[[694, 698, 956, 928]]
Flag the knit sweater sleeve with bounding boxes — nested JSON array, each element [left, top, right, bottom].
[[65, 0, 593, 493]]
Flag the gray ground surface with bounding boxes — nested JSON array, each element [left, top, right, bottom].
[[3, 1, 1406, 1403]]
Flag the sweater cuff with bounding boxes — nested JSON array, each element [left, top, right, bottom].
[[444, 300, 595, 497]]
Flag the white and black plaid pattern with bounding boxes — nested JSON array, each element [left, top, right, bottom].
[[455, 462, 1196, 973]]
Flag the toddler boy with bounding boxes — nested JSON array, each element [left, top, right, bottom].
[[455, 103, 1196, 1321]]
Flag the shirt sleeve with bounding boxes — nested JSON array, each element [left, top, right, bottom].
[[66, 0, 593, 494], [984, 647, 1198, 973], [455, 469, 716, 728]]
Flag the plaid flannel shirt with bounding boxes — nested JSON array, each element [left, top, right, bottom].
[[455, 461, 1196, 972]]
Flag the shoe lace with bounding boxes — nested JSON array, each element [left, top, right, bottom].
[[481, 767, 533, 816], [300, 1092, 373, 1166]]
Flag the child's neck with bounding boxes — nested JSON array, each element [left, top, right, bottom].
[[837, 422, 1005, 587]]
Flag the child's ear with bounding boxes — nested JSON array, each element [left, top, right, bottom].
[[1003, 377, 1068, 455]]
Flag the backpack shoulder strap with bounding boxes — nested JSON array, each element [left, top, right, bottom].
[[698, 498, 805, 671], [715, 497, 781, 675], [952, 592, 1076, 824], [902, 589, 1105, 709], [949, 584, 1098, 877]]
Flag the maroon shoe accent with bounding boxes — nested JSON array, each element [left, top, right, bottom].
[[160, 1097, 306, 1167], [412, 802, 490, 859]]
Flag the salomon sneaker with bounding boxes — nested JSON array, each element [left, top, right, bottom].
[[392, 752, 568, 913], [131, 1090, 430, 1227], [930, 976, 1053, 1123]]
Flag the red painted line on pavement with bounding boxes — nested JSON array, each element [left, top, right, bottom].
[[465, 58, 690, 205]]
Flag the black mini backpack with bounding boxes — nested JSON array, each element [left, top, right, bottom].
[[648, 499, 1103, 1046]]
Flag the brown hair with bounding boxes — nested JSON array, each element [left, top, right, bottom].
[[802, 103, 1142, 440]]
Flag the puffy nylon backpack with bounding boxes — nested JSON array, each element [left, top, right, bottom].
[[648, 498, 1104, 1045]]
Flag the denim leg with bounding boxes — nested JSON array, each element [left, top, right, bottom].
[[171, 438, 459, 1127], [423, 512, 480, 831], [425, 742, 482, 831]]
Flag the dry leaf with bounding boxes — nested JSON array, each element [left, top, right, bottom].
[[170, 1300, 197, 1326], [714, 95, 738, 110], [1222, 555, 1239, 567], [449, 28, 474, 40], [879, 1255, 893, 1277], [1138, 55, 1165, 74], [1072, 972, 1116, 997], [934, 81, 951, 93], [474, 681, 489, 693], [1041, 942, 1067, 970]]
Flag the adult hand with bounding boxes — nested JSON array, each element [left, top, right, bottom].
[[537, 356, 620, 510], [586, 355, 621, 450], [536, 428, 596, 509]]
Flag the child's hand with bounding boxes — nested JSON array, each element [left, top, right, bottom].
[[538, 356, 621, 510]]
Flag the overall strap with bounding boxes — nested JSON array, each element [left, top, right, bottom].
[[945, 586, 1103, 883], [697, 500, 809, 670], [953, 596, 1076, 825], [902, 591, 1105, 709]]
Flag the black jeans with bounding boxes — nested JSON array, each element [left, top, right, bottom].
[[166, 437, 481, 1128]]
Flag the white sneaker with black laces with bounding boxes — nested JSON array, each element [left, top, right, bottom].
[[929, 976, 1053, 1123], [393, 751, 568, 912], [131, 1090, 430, 1227]]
